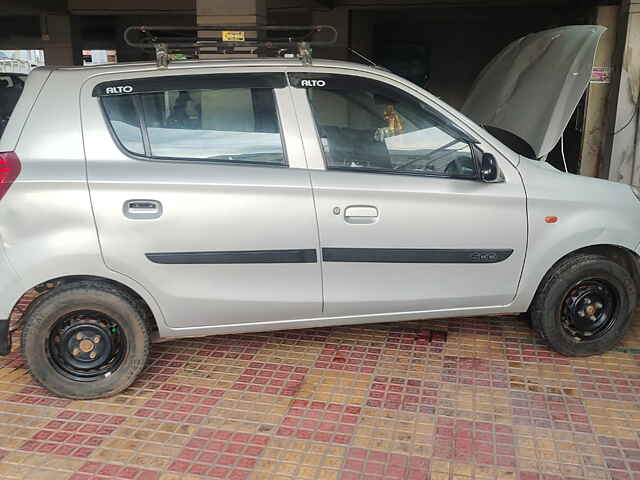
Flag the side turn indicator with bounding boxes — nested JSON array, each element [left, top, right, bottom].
[[545, 216, 558, 224]]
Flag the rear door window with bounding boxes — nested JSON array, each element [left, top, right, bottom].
[[98, 73, 287, 166]]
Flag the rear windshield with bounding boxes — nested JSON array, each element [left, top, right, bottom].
[[0, 74, 26, 138]]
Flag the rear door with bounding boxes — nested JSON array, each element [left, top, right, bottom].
[[289, 71, 527, 316], [82, 69, 322, 330]]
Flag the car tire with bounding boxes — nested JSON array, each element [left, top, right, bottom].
[[530, 254, 636, 356], [21, 281, 150, 399]]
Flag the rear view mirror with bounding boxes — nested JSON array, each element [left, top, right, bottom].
[[480, 153, 500, 182]]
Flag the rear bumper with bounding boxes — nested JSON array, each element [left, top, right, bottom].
[[0, 319, 10, 355]]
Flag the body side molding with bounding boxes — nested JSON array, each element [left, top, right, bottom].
[[146, 249, 318, 264], [322, 248, 514, 263]]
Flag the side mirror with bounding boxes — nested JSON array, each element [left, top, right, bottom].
[[480, 153, 500, 182]]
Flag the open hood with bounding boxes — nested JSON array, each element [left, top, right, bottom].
[[461, 25, 606, 159]]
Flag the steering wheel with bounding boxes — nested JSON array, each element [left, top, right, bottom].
[[445, 159, 461, 176], [393, 139, 460, 171]]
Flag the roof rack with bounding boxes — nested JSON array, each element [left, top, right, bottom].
[[124, 25, 338, 68]]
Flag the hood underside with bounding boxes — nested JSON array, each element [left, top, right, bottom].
[[461, 25, 606, 159]]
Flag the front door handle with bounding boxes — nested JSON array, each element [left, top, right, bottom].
[[344, 205, 379, 224], [123, 199, 162, 219]]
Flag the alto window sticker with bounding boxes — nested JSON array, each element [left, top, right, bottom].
[[300, 79, 326, 87], [104, 85, 134, 95]]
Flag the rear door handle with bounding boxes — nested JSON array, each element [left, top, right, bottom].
[[124, 199, 162, 219], [343, 205, 379, 224]]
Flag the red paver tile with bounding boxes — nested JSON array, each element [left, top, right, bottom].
[[134, 384, 223, 422], [4, 308, 640, 480], [504, 339, 571, 366], [268, 328, 334, 343], [231, 361, 308, 396], [19, 410, 126, 458], [367, 376, 439, 413], [276, 400, 361, 444], [433, 417, 515, 465], [0, 345, 26, 369], [441, 355, 509, 388], [510, 391, 592, 432], [170, 428, 267, 479], [574, 368, 640, 402], [7, 384, 71, 407], [315, 343, 381, 373], [341, 448, 429, 480], [193, 337, 265, 358], [76, 461, 159, 479], [385, 329, 448, 351], [599, 436, 640, 475]]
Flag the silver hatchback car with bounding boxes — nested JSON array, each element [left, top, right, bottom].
[[1, 25, 639, 399]]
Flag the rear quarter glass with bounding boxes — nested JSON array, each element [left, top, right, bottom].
[[0, 74, 26, 138], [0, 69, 51, 152]]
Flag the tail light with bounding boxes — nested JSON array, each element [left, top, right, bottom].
[[0, 152, 21, 201]]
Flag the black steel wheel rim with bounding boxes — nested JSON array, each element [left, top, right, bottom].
[[560, 278, 619, 341], [47, 310, 126, 381]]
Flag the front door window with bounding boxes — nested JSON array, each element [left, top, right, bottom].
[[290, 73, 478, 179]]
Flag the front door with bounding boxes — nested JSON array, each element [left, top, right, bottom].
[[82, 70, 322, 329], [290, 72, 527, 316]]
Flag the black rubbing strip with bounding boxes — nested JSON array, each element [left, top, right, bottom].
[[321, 248, 513, 264], [146, 249, 317, 265]]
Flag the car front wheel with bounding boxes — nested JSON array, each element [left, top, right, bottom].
[[21, 281, 150, 399], [530, 254, 636, 356]]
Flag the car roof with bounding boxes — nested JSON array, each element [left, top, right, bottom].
[[37, 58, 382, 79]]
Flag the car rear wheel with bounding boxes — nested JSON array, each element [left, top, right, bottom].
[[21, 281, 150, 399], [530, 254, 636, 356]]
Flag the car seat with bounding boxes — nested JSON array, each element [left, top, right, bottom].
[[321, 125, 392, 170]]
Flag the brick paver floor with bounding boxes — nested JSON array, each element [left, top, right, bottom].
[[1, 304, 639, 479]]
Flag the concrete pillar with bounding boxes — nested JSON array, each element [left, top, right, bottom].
[[197, 0, 266, 59], [602, 0, 640, 184], [42, 15, 75, 66], [579, 6, 618, 178]]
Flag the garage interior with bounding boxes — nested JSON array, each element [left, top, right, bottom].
[[348, 4, 599, 173], [1, 2, 640, 480]]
